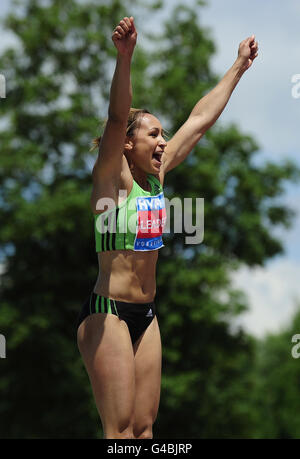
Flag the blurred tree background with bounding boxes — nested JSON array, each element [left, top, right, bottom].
[[1, 0, 300, 439]]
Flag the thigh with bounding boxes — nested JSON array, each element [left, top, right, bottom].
[[77, 313, 135, 436], [132, 316, 162, 437]]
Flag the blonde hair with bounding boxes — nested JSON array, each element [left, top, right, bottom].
[[90, 108, 152, 152]]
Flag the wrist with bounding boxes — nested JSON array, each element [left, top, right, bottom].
[[233, 57, 247, 76], [117, 51, 133, 61]]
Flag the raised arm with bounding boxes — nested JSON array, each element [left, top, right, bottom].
[[162, 35, 259, 174], [188, 34, 258, 125], [92, 16, 137, 179]]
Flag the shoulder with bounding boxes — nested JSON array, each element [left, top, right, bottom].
[[90, 155, 133, 214]]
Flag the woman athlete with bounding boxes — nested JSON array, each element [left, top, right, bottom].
[[77, 16, 258, 439]]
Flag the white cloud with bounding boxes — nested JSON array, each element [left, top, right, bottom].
[[231, 259, 300, 338]]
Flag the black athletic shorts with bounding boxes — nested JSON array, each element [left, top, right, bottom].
[[76, 291, 156, 345]]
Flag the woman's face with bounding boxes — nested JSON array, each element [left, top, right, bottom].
[[125, 114, 167, 174]]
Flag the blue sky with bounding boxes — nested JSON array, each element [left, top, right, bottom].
[[1, 0, 300, 337], [198, 0, 300, 337]]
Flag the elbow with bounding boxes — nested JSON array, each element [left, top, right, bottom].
[[188, 113, 212, 134], [197, 113, 220, 131]]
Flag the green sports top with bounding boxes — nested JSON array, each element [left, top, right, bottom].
[[94, 174, 167, 252]]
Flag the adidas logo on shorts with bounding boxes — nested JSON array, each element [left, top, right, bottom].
[[146, 308, 153, 317]]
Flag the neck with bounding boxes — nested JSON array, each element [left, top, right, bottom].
[[131, 167, 150, 191]]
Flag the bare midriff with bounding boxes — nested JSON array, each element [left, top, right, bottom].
[[93, 249, 159, 303]]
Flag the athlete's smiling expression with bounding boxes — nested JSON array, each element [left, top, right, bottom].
[[125, 114, 167, 174]]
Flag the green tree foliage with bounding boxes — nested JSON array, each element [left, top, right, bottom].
[[250, 308, 300, 439], [0, 0, 299, 438]]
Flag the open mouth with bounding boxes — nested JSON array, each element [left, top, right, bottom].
[[152, 153, 162, 164]]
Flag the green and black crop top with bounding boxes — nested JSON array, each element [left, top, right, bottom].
[[94, 174, 166, 252]]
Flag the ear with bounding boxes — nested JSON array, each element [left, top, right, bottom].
[[124, 137, 134, 152]]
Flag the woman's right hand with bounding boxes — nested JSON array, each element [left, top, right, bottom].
[[112, 16, 137, 57]]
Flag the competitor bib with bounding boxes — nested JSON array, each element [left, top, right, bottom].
[[134, 192, 166, 251]]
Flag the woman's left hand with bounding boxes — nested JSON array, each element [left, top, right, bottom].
[[237, 35, 259, 71]]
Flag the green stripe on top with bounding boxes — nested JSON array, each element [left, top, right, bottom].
[[107, 298, 112, 314], [117, 205, 127, 250], [103, 222, 107, 252], [109, 213, 115, 251]]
